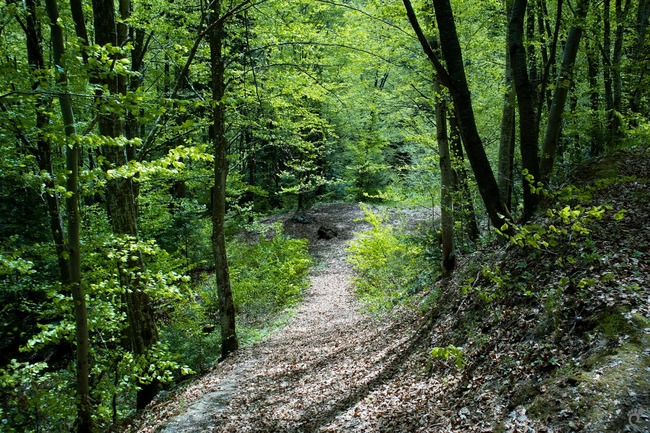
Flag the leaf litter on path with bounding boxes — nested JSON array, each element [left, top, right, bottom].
[[126, 203, 433, 433]]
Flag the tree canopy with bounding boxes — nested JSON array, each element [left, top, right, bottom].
[[0, 0, 648, 430]]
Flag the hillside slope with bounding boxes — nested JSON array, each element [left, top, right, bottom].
[[326, 148, 649, 432], [125, 149, 649, 432]]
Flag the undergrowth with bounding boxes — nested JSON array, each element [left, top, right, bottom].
[[424, 148, 650, 431], [346, 204, 437, 312], [158, 224, 312, 374]]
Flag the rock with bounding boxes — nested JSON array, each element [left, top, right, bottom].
[[291, 213, 316, 224], [317, 225, 338, 240]]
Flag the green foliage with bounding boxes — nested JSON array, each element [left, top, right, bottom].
[[497, 202, 617, 251], [462, 265, 526, 304], [0, 360, 75, 433], [430, 345, 466, 368], [160, 282, 221, 374], [347, 204, 430, 311], [229, 225, 312, 320], [465, 170, 637, 340], [159, 225, 312, 374], [0, 218, 194, 430], [1, 0, 647, 429]]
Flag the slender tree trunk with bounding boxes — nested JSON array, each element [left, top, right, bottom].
[[449, 112, 480, 243], [630, 0, 650, 115], [603, 0, 615, 134], [612, 0, 631, 134], [526, 1, 539, 107], [537, 0, 563, 124], [91, 0, 159, 410], [509, 0, 541, 221], [22, 0, 69, 283], [498, 0, 516, 212], [404, 0, 509, 229], [209, 1, 239, 360], [540, 0, 590, 181], [586, 39, 604, 156], [434, 82, 455, 274], [69, 0, 89, 63], [428, 0, 510, 229], [536, 0, 550, 112], [44, 0, 91, 430]]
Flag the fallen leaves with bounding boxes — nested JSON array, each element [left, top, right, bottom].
[[123, 150, 650, 433]]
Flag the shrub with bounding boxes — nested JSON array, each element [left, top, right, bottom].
[[347, 204, 429, 311], [229, 224, 312, 321]]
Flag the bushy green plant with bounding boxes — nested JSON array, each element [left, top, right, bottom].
[[160, 279, 222, 374], [0, 360, 75, 433], [0, 226, 195, 431], [158, 224, 312, 375], [229, 224, 312, 320], [347, 204, 429, 311], [430, 345, 466, 368]]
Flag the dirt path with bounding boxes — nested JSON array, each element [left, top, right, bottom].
[[133, 203, 427, 433]]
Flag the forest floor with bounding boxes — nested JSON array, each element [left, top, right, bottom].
[[124, 150, 650, 433], [125, 203, 434, 433]]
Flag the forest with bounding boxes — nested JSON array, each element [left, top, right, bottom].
[[0, 0, 648, 431]]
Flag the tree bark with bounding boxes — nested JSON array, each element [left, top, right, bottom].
[[429, 0, 511, 229], [209, 1, 239, 360], [536, 0, 563, 125], [630, 0, 650, 115], [44, 0, 92, 430], [586, 38, 604, 156], [434, 82, 455, 274], [509, 0, 541, 221], [611, 0, 631, 135], [91, 0, 159, 410], [498, 0, 516, 212], [540, 0, 590, 181], [603, 0, 615, 134], [449, 112, 480, 243]]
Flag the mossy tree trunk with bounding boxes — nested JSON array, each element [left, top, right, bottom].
[[498, 0, 516, 212], [509, 0, 541, 221], [435, 82, 456, 274], [209, 0, 239, 360], [44, 0, 92, 430], [91, 0, 159, 410]]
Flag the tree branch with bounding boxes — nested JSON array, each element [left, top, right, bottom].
[[402, 0, 452, 89]]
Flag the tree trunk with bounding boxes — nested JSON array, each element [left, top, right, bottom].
[[498, 0, 516, 212], [434, 82, 455, 275], [91, 0, 159, 410], [603, 0, 615, 134], [209, 1, 239, 360], [429, 0, 511, 229], [44, 0, 92, 430], [540, 0, 590, 181], [612, 0, 631, 134], [630, 0, 650, 115], [509, 0, 541, 221], [537, 0, 563, 124], [22, 0, 69, 283], [586, 39, 604, 156], [449, 112, 480, 244], [403, 0, 509, 229], [526, 1, 538, 98], [612, 0, 630, 115], [536, 0, 550, 112]]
